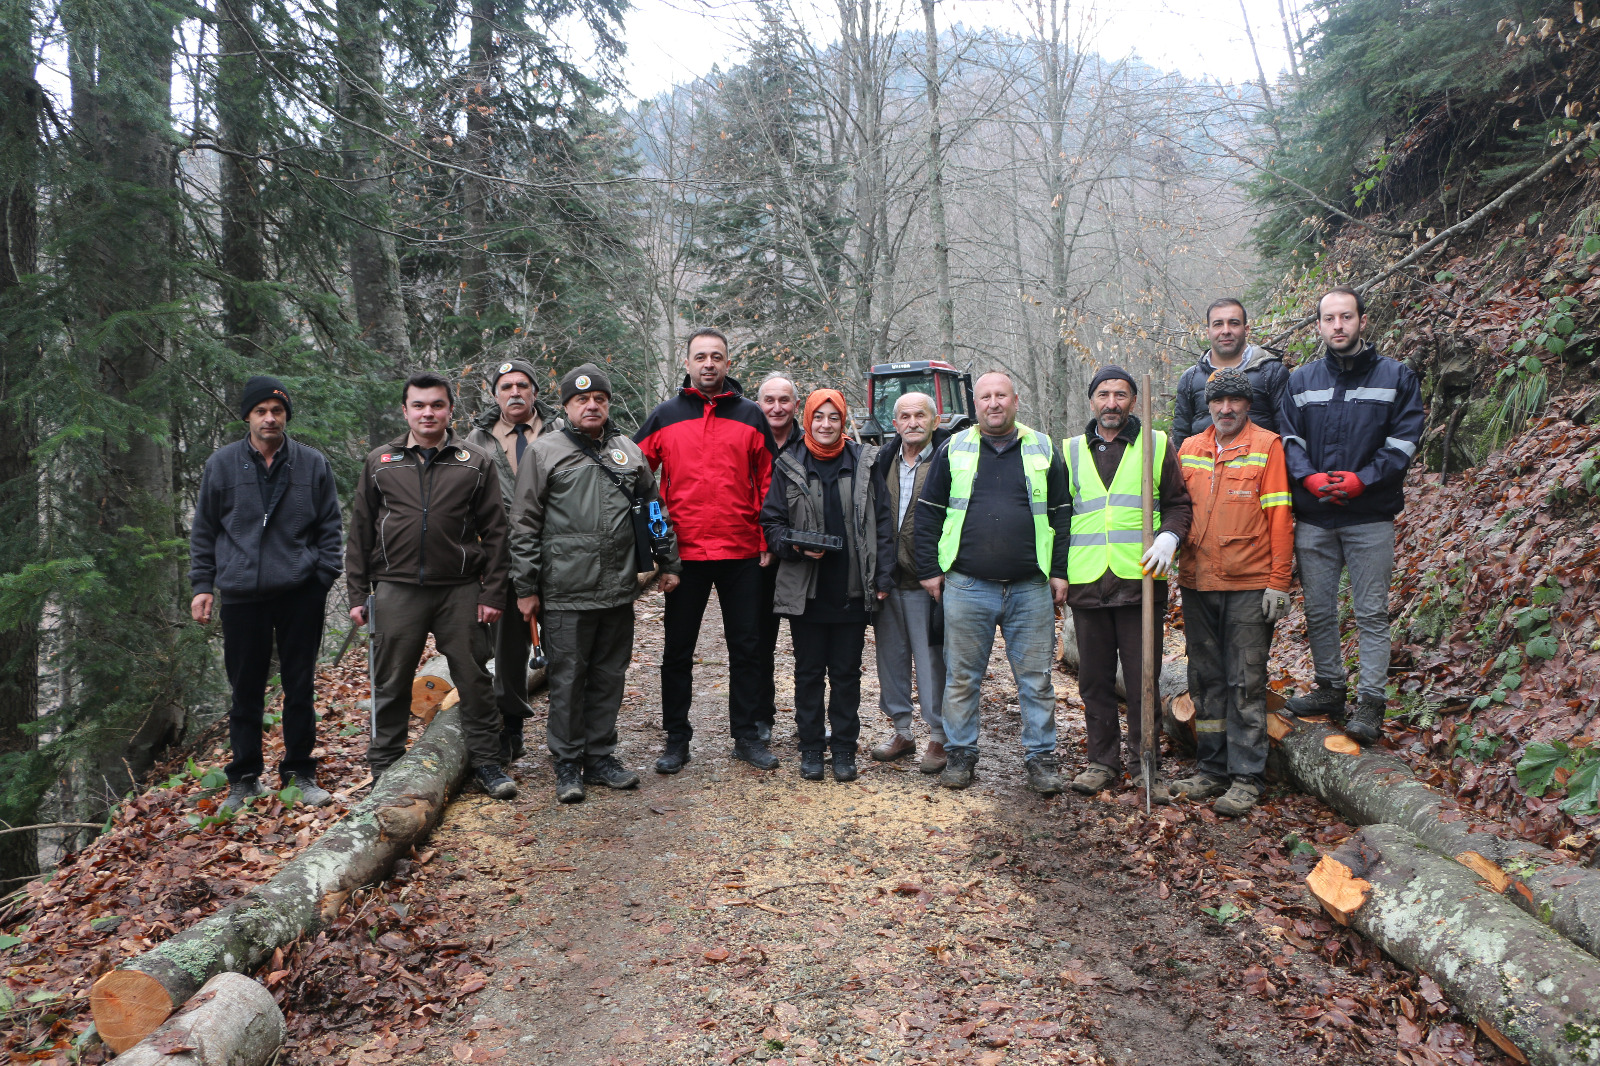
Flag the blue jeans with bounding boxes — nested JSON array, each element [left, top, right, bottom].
[[940, 571, 1058, 759]]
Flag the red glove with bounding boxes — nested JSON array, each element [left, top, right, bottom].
[[1328, 471, 1365, 501], [1303, 473, 1341, 499]]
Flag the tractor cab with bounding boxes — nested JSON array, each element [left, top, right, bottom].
[[857, 360, 975, 444]]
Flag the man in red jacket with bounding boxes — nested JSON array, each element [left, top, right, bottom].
[[635, 328, 779, 773]]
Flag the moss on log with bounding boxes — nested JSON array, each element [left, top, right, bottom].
[[1313, 824, 1600, 1066], [90, 704, 469, 1049]]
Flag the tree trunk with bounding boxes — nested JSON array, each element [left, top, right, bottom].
[[920, 0, 953, 365], [337, 0, 410, 377], [1310, 823, 1600, 1066], [0, 0, 41, 886], [216, 0, 271, 359], [91, 701, 471, 1048], [107, 972, 285, 1061]]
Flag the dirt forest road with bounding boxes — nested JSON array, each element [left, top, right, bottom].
[[360, 590, 1511, 1066]]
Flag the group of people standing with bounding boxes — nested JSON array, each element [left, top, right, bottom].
[[188, 285, 1421, 818]]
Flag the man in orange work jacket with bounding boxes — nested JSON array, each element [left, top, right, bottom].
[[1166, 366, 1294, 817]]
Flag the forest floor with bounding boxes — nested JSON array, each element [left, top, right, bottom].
[[4, 588, 1518, 1066]]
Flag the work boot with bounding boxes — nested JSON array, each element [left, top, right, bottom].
[[283, 771, 333, 808], [554, 760, 585, 804], [584, 755, 640, 790], [1213, 779, 1261, 818], [919, 741, 948, 775], [1344, 696, 1385, 744], [1167, 770, 1230, 800], [832, 752, 859, 783], [655, 739, 691, 774], [1070, 763, 1117, 795], [474, 762, 518, 801], [755, 720, 774, 745], [732, 738, 780, 771], [870, 733, 916, 762], [799, 751, 826, 781], [940, 749, 978, 790], [1024, 753, 1067, 796], [220, 776, 267, 814], [1284, 680, 1348, 719]]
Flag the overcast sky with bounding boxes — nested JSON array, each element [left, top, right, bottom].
[[609, 0, 1305, 101]]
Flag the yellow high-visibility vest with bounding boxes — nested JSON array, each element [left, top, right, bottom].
[[1063, 428, 1168, 583]]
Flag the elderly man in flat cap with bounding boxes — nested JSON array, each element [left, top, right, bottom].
[[1062, 365, 1192, 796], [467, 358, 554, 764], [1167, 366, 1294, 816]]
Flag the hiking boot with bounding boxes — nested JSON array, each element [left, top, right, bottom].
[[655, 739, 691, 774], [474, 763, 518, 800], [1070, 763, 1118, 795], [870, 733, 916, 762], [940, 749, 978, 790], [1344, 696, 1385, 744], [584, 755, 640, 790], [1213, 779, 1261, 818], [1025, 753, 1067, 796], [799, 751, 826, 781], [1284, 680, 1348, 719], [283, 771, 333, 808], [554, 760, 585, 804], [755, 720, 774, 745], [1167, 770, 1230, 800], [220, 776, 267, 814], [732, 738, 780, 771], [919, 741, 948, 774], [832, 752, 859, 783]]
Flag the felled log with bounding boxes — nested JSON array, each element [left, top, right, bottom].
[[90, 702, 469, 1050], [1309, 823, 1600, 1066], [110, 973, 285, 1066], [1271, 711, 1600, 961]]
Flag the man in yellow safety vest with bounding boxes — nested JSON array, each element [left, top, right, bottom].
[[913, 372, 1074, 793], [1064, 366, 1192, 796]]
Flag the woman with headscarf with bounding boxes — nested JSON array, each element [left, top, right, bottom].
[[760, 389, 896, 782]]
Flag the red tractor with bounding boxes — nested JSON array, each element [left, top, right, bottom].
[[856, 360, 975, 444]]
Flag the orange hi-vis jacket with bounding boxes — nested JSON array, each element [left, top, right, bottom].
[[1176, 420, 1294, 592]]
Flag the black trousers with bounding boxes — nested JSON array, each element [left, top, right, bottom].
[[661, 557, 764, 744], [220, 580, 328, 784], [754, 561, 783, 728], [1183, 588, 1274, 782], [495, 586, 533, 734], [790, 618, 866, 755], [1073, 603, 1160, 773]]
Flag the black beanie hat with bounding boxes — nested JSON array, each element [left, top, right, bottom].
[[489, 358, 540, 393], [240, 376, 292, 421], [1086, 365, 1137, 397], [560, 363, 613, 405]]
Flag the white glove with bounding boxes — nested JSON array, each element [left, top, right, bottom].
[[1139, 531, 1179, 578], [1262, 588, 1290, 623]]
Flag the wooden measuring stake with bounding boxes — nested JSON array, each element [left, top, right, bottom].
[[1140, 372, 1157, 814]]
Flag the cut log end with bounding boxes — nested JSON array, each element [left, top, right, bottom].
[[411, 674, 452, 723], [1477, 1018, 1529, 1064], [1306, 855, 1372, 926], [90, 967, 175, 1053], [1457, 851, 1511, 895], [1267, 712, 1293, 742], [114, 973, 286, 1066], [1323, 734, 1361, 756], [1170, 692, 1196, 723]]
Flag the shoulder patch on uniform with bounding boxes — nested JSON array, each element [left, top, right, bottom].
[[610, 449, 628, 465], [455, 448, 471, 462], [380, 453, 402, 463]]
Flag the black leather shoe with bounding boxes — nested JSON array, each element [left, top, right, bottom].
[[655, 739, 691, 774], [584, 755, 640, 789], [554, 760, 585, 803], [799, 751, 825, 781], [474, 763, 518, 800], [831, 752, 858, 783], [732, 739, 780, 771], [1284, 680, 1348, 718]]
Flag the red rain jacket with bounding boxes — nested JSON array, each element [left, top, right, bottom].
[[634, 376, 775, 561]]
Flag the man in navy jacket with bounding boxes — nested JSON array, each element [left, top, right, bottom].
[[1277, 289, 1424, 743], [190, 377, 344, 811]]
